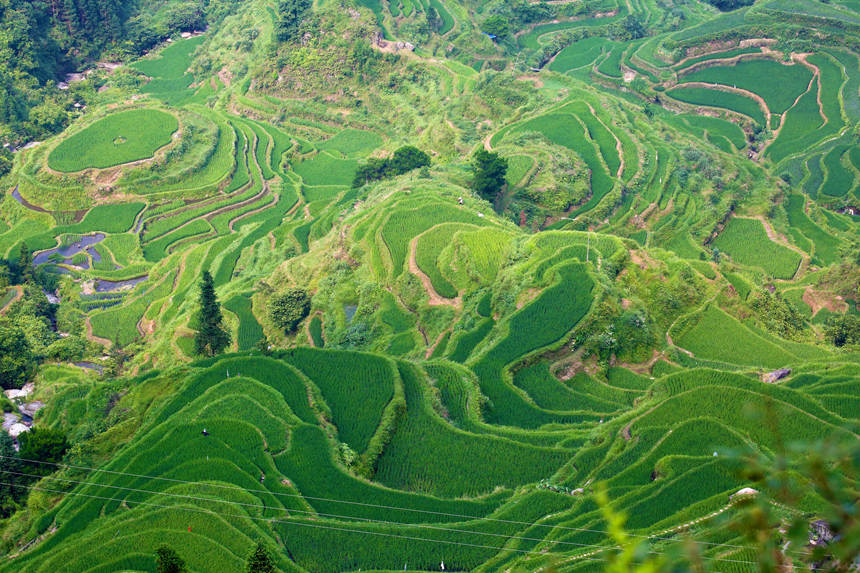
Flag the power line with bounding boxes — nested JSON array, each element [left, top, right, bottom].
[[0, 480, 603, 561], [0, 464, 767, 564], [0, 470, 616, 553], [0, 454, 753, 553], [0, 478, 762, 568]]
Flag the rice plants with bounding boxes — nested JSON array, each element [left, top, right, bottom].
[[381, 202, 486, 279], [597, 44, 625, 78], [223, 293, 262, 351], [667, 87, 765, 126], [309, 316, 325, 347], [415, 223, 470, 299], [672, 305, 797, 368], [473, 263, 596, 428], [711, 217, 802, 279], [512, 113, 614, 212], [284, 348, 397, 452], [48, 110, 178, 172], [566, 102, 622, 176], [820, 145, 855, 198], [448, 318, 494, 363], [58, 203, 146, 234], [785, 194, 841, 264], [549, 37, 610, 73], [131, 36, 205, 105], [293, 152, 358, 187], [374, 363, 571, 497], [681, 59, 812, 114], [319, 129, 383, 157]]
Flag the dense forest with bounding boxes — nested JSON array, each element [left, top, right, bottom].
[[0, 0, 223, 150]]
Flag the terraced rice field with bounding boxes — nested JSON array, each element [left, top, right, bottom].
[[711, 217, 803, 279], [48, 110, 178, 172], [679, 59, 813, 115]]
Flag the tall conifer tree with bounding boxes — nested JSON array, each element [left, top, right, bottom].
[[194, 271, 230, 356]]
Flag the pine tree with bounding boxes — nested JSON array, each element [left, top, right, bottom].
[[17, 243, 33, 284], [194, 271, 230, 356], [246, 542, 276, 573]]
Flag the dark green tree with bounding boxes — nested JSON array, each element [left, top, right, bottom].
[[17, 242, 33, 284], [389, 145, 430, 175], [0, 319, 36, 389], [825, 314, 860, 347], [18, 427, 68, 475], [155, 545, 187, 573], [471, 149, 508, 201], [482, 14, 510, 38], [275, 0, 311, 42], [425, 5, 442, 33], [352, 146, 431, 187], [194, 271, 230, 356], [0, 432, 21, 516], [246, 542, 276, 573], [269, 289, 311, 333]]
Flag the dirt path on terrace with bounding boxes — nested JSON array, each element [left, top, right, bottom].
[[676, 50, 775, 75], [483, 132, 493, 151], [137, 317, 156, 337], [585, 103, 625, 178], [0, 286, 23, 314], [677, 81, 771, 123], [85, 317, 112, 349], [425, 328, 452, 359], [229, 191, 277, 232], [408, 236, 461, 308], [793, 54, 827, 124], [749, 215, 810, 264], [614, 349, 665, 375], [802, 287, 848, 317]]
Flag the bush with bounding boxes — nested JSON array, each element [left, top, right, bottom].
[[352, 145, 431, 188], [18, 427, 68, 474], [0, 319, 36, 389], [270, 289, 311, 333], [825, 314, 860, 347]]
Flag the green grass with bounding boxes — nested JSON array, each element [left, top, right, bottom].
[[711, 218, 802, 279], [48, 110, 178, 172]]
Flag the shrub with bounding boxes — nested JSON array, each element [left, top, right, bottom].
[[270, 289, 311, 333]]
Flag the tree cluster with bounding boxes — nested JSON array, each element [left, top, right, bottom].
[[275, 0, 311, 42], [0, 0, 225, 145], [0, 427, 68, 517], [352, 145, 431, 188], [705, 0, 755, 11]]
